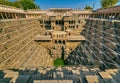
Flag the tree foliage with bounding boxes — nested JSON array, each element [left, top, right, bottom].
[[0, 0, 40, 10], [100, 0, 119, 8], [20, 0, 39, 10], [0, 0, 12, 6], [84, 5, 93, 10], [12, 1, 21, 8]]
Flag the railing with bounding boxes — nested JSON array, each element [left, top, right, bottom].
[[0, 5, 24, 13]]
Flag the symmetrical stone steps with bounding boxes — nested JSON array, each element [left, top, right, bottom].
[[0, 66, 119, 83], [0, 18, 53, 69], [66, 19, 120, 68], [22, 46, 53, 67]]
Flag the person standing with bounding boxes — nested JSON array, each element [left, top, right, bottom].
[[112, 15, 115, 20]]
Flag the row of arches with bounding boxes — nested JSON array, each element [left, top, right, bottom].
[[54, 40, 66, 44], [0, 12, 25, 19], [1, 12, 120, 20]]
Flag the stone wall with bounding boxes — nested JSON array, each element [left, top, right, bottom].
[[0, 18, 53, 69], [65, 19, 120, 69]]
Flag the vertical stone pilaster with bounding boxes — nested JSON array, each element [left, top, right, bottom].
[[11, 13, 15, 18], [15, 13, 17, 18], [0, 13, 4, 19], [5, 13, 8, 19]]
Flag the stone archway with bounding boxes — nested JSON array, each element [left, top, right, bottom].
[[55, 40, 57, 44], [58, 40, 62, 44], [63, 40, 65, 44]]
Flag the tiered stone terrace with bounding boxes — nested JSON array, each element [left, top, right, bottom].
[[65, 19, 120, 69], [0, 5, 120, 83], [0, 66, 120, 83], [0, 18, 53, 69]]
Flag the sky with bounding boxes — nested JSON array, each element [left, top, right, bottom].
[[35, 0, 101, 10], [11, 0, 120, 10]]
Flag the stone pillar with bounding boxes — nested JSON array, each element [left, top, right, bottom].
[[104, 14, 106, 18], [5, 13, 8, 19], [107, 14, 109, 18], [114, 13, 117, 18], [0, 13, 4, 19], [9, 13, 12, 19], [57, 40, 59, 44], [25, 14, 28, 18], [15, 13, 17, 19], [117, 13, 120, 19], [18, 13, 20, 18], [11, 13, 15, 18], [7, 13, 10, 19]]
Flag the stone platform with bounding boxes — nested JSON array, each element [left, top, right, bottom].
[[0, 66, 119, 83]]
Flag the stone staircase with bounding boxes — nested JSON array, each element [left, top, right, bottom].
[[0, 66, 119, 83]]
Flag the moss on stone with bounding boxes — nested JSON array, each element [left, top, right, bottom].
[[54, 58, 65, 66]]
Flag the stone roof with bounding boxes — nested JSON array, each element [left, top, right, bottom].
[[0, 5, 24, 13], [66, 29, 73, 32], [67, 36, 86, 41], [34, 35, 52, 41], [52, 31, 67, 34], [96, 5, 120, 13]]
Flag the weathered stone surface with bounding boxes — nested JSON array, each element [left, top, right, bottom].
[[0, 18, 53, 69]]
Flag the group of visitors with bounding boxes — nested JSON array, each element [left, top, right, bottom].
[[108, 15, 115, 20]]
